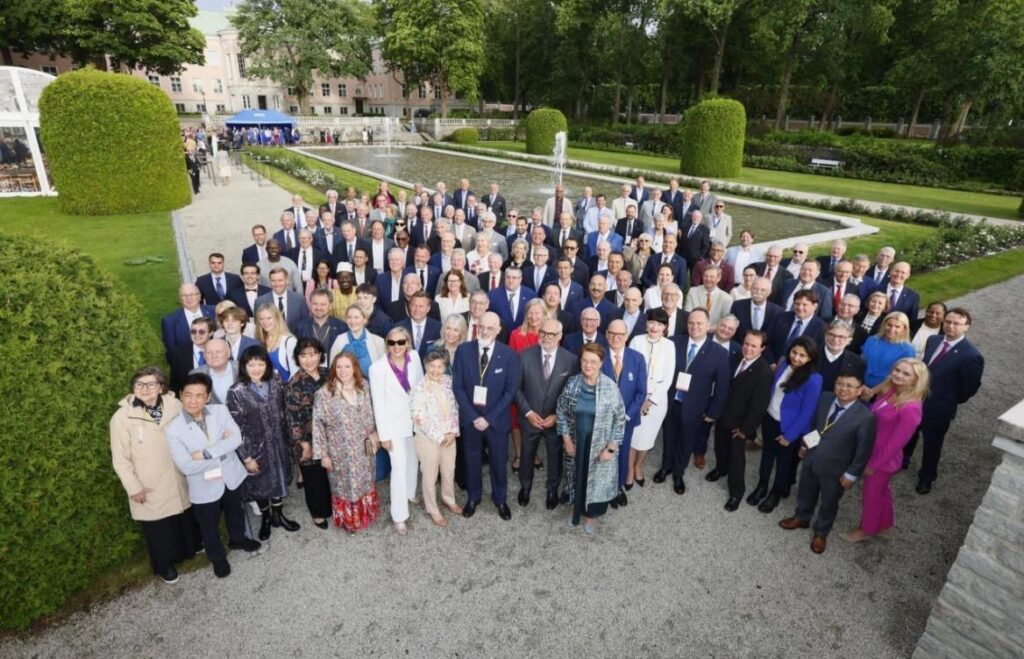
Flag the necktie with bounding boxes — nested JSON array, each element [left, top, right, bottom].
[[562, 229, 568, 245], [197, 351, 206, 367], [480, 346, 490, 373], [490, 274, 497, 290], [930, 340, 952, 366], [687, 224, 696, 238], [752, 305, 762, 330], [584, 337, 592, 345], [705, 290, 713, 312], [875, 269, 883, 283], [786, 319, 803, 346], [325, 233, 334, 254], [424, 224, 430, 242], [509, 291, 516, 320], [765, 266, 774, 281], [301, 250, 307, 272], [663, 255, 669, 265], [686, 342, 697, 368], [613, 353, 622, 381], [825, 403, 846, 429], [277, 295, 285, 314], [735, 360, 748, 377], [627, 219, 633, 237], [890, 289, 899, 308], [471, 323, 478, 340], [834, 284, 842, 309], [215, 276, 224, 298], [419, 269, 426, 289], [414, 324, 423, 349], [348, 243, 353, 260], [543, 353, 552, 380]]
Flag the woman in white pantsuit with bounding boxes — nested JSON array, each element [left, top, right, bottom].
[[369, 326, 424, 534], [627, 308, 677, 488]]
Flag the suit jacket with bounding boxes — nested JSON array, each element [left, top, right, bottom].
[[522, 264, 557, 293], [779, 279, 834, 320], [403, 265, 441, 299], [161, 306, 216, 361], [410, 221, 438, 248], [585, 231, 624, 258], [515, 346, 580, 422], [815, 255, 841, 281], [691, 259, 735, 292], [450, 222, 476, 249], [751, 261, 794, 302], [548, 226, 586, 251], [542, 197, 574, 226], [478, 269, 505, 292], [254, 290, 310, 335], [195, 272, 242, 305], [614, 217, 646, 245], [671, 339, 731, 422], [679, 223, 711, 266], [730, 298, 783, 342], [639, 199, 666, 227], [386, 298, 441, 323], [822, 278, 858, 312], [690, 192, 717, 218], [241, 243, 265, 266], [771, 365, 823, 441], [488, 286, 537, 334], [568, 298, 623, 333], [662, 189, 687, 223], [867, 265, 890, 288], [483, 193, 507, 223], [289, 246, 328, 279], [804, 394, 876, 479], [601, 347, 648, 429], [629, 185, 650, 205], [718, 356, 774, 438], [190, 362, 239, 404], [816, 349, 867, 393], [884, 286, 921, 322], [558, 280, 585, 311], [665, 308, 690, 339], [683, 286, 734, 325], [641, 253, 688, 290], [165, 404, 246, 504], [574, 196, 596, 223], [294, 317, 347, 355], [561, 331, 609, 355], [921, 335, 984, 422], [226, 285, 269, 319], [769, 312, 826, 364], [169, 342, 204, 394], [318, 201, 345, 224], [452, 341, 521, 433], [272, 227, 300, 251], [451, 188, 475, 212], [398, 317, 442, 358], [313, 229, 343, 266]]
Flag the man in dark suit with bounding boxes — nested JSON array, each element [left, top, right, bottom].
[[295, 290, 346, 364], [397, 292, 441, 358], [226, 263, 269, 319], [903, 308, 984, 494], [515, 319, 580, 508], [403, 245, 441, 300], [483, 182, 507, 224], [241, 224, 269, 267], [752, 245, 793, 302], [614, 205, 645, 248], [452, 312, 522, 520], [560, 238, 592, 288], [161, 283, 216, 362], [602, 320, 648, 506], [522, 246, 557, 294], [387, 273, 441, 322], [195, 253, 242, 306], [355, 283, 393, 338], [882, 262, 920, 323], [273, 211, 300, 253], [709, 315, 743, 370], [487, 267, 536, 338], [569, 273, 623, 333], [314, 212, 343, 268], [284, 194, 311, 233], [654, 308, 731, 492], [779, 260, 833, 320], [562, 308, 608, 355], [867, 246, 896, 287], [334, 221, 370, 269], [816, 320, 866, 392], [662, 178, 687, 223], [375, 247, 408, 306], [660, 284, 690, 340], [679, 211, 711, 271], [289, 230, 327, 288], [707, 329, 774, 510], [629, 176, 650, 205], [451, 178, 474, 212], [815, 239, 848, 282], [730, 277, 783, 341], [641, 233, 688, 290], [549, 211, 586, 251], [769, 290, 827, 364], [255, 267, 310, 335], [779, 372, 876, 554], [169, 317, 215, 395], [478, 253, 506, 292], [318, 189, 344, 224], [821, 260, 858, 318], [411, 205, 436, 249], [554, 258, 585, 311]]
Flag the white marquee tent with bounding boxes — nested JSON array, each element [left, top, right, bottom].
[[0, 66, 55, 196]]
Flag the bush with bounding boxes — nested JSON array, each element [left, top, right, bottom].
[[743, 154, 814, 174], [39, 68, 190, 215], [449, 127, 479, 144], [0, 235, 161, 630], [900, 220, 1024, 273], [479, 127, 516, 141], [568, 123, 684, 155], [680, 98, 746, 178], [525, 108, 568, 155]]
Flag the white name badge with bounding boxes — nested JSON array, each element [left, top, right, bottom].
[[675, 372, 692, 392], [204, 467, 223, 481], [803, 431, 821, 449], [473, 386, 488, 406]]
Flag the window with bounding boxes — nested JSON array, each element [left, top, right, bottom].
[[147, 74, 160, 86], [378, 84, 384, 98], [192, 78, 203, 93], [212, 78, 223, 93], [289, 105, 299, 114], [41, 65, 58, 75], [434, 84, 441, 99], [339, 83, 347, 97], [273, 95, 280, 109], [323, 106, 332, 114], [418, 83, 427, 99], [170, 76, 182, 92], [196, 103, 206, 113], [287, 87, 295, 96], [242, 94, 251, 109], [215, 104, 226, 113], [339, 107, 348, 115], [236, 54, 247, 78], [174, 103, 186, 113], [321, 83, 330, 97], [402, 84, 409, 98]]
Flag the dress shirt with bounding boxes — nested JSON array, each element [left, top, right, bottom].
[[786, 260, 805, 278], [623, 310, 640, 336]]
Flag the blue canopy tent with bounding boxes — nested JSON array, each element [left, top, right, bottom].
[[223, 109, 296, 128]]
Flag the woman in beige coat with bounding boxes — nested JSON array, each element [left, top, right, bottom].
[[110, 366, 199, 584]]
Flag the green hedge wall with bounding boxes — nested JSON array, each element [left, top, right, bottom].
[[0, 235, 161, 630], [450, 127, 479, 144], [525, 108, 568, 155], [39, 68, 190, 215], [679, 98, 746, 178]]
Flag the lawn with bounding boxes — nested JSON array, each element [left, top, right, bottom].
[[0, 197, 180, 330], [477, 141, 1021, 220], [245, 148, 412, 197]]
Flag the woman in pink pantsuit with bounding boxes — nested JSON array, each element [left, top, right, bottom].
[[841, 358, 929, 543]]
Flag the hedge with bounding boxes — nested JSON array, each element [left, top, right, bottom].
[[39, 68, 190, 215], [0, 234, 161, 631], [525, 108, 568, 155], [680, 98, 746, 178], [450, 127, 479, 144]]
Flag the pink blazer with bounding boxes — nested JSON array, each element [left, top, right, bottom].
[[868, 392, 923, 473]]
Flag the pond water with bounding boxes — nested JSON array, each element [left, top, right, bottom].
[[309, 147, 836, 242]]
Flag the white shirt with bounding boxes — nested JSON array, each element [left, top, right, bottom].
[[767, 366, 792, 421], [824, 347, 844, 363], [786, 259, 805, 278], [559, 280, 572, 309], [683, 338, 706, 369], [192, 346, 205, 369], [209, 367, 233, 403], [183, 307, 203, 327], [623, 310, 640, 336], [297, 247, 315, 281]]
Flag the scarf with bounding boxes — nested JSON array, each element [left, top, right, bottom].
[[343, 330, 372, 377]]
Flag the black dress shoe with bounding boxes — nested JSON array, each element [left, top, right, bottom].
[[213, 559, 231, 578], [617, 489, 628, 507], [314, 519, 329, 530], [705, 469, 724, 482], [724, 497, 741, 512], [463, 501, 478, 518], [916, 480, 932, 495], [159, 566, 179, 584], [497, 503, 512, 520], [624, 482, 633, 491], [635, 477, 645, 487], [758, 493, 781, 513], [258, 513, 272, 540], [746, 485, 768, 506], [609, 498, 619, 510], [673, 481, 686, 495], [653, 469, 669, 484], [545, 491, 559, 510], [517, 489, 530, 507]]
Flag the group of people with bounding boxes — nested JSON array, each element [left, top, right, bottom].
[[111, 173, 985, 583]]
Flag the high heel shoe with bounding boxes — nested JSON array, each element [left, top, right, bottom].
[[635, 477, 645, 487], [313, 519, 329, 530], [624, 482, 634, 491]]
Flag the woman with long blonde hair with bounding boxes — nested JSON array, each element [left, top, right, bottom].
[[255, 303, 297, 381]]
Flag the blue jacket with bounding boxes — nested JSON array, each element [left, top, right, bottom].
[[921, 335, 984, 422], [601, 347, 648, 429], [772, 362, 823, 441], [487, 286, 537, 333], [161, 306, 216, 361], [672, 339, 732, 422], [452, 341, 522, 434]]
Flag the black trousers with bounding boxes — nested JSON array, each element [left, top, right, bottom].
[[140, 509, 201, 575], [519, 424, 562, 495], [188, 169, 200, 193], [713, 423, 749, 499], [192, 485, 247, 563], [299, 461, 332, 518], [758, 415, 798, 495], [659, 400, 682, 477], [794, 461, 846, 536], [903, 414, 953, 484]]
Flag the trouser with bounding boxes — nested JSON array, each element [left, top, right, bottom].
[[298, 460, 332, 519], [659, 400, 682, 475], [713, 423, 749, 499], [463, 424, 509, 505], [904, 414, 953, 483], [387, 435, 418, 523], [519, 424, 561, 495], [860, 470, 896, 535], [617, 426, 635, 488], [670, 412, 712, 484], [192, 486, 247, 563], [793, 461, 846, 536], [139, 509, 200, 574], [414, 435, 457, 518], [189, 170, 200, 193], [758, 415, 798, 495]]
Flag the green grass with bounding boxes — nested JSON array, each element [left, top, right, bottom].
[[0, 197, 180, 330], [479, 141, 1021, 220], [912, 247, 1024, 303], [246, 148, 412, 197]]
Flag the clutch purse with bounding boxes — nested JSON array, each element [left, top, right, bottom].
[[364, 437, 376, 457]]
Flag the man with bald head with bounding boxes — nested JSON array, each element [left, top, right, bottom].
[[884, 261, 920, 321], [161, 283, 216, 362], [453, 311, 522, 521], [190, 338, 237, 404], [730, 276, 783, 342]]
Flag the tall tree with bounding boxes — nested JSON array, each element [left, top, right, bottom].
[[0, 0, 64, 66], [677, 0, 750, 96], [376, 0, 486, 118], [231, 0, 374, 114]]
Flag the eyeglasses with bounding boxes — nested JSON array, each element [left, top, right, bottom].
[[564, 245, 578, 250], [133, 381, 160, 390], [386, 339, 408, 346], [539, 330, 562, 338], [606, 331, 627, 338], [190, 329, 208, 335], [792, 250, 805, 254]]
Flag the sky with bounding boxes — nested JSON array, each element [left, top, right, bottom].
[[197, 0, 237, 10]]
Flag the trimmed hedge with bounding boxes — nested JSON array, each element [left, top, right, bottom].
[[680, 98, 746, 178], [450, 127, 479, 144], [0, 234, 161, 631], [39, 68, 190, 215], [525, 108, 568, 155]]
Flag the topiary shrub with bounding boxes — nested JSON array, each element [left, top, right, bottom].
[[525, 107, 568, 155], [0, 234, 162, 630], [39, 68, 191, 215], [450, 127, 479, 144], [679, 98, 746, 178]]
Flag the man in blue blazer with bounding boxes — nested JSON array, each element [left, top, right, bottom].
[[195, 253, 242, 306], [487, 267, 536, 338], [768, 290, 827, 364], [569, 273, 623, 333], [452, 312, 522, 521], [602, 320, 648, 506], [904, 308, 984, 494], [641, 233, 688, 290], [240, 224, 268, 266], [255, 268, 310, 336], [397, 292, 441, 358], [375, 248, 408, 306], [881, 262, 920, 323], [585, 216, 624, 258], [779, 261, 833, 320], [730, 277, 783, 341], [554, 259, 585, 311], [161, 283, 216, 362], [654, 308, 731, 492], [403, 245, 442, 300], [225, 263, 270, 319]]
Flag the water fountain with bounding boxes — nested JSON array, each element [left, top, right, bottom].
[[552, 131, 567, 188], [381, 117, 395, 157]]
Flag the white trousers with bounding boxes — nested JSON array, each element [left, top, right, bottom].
[[388, 435, 419, 523]]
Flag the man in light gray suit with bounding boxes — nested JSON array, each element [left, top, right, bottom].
[[190, 338, 237, 404], [779, 371, 876, 554], [639, 187, 666, 227], [515, 318, 580, 510], [691, 180, 719, 219], [256, 267, 310, 335]]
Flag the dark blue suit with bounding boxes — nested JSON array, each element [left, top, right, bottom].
[[559, 281, 585, 311], [730, 298, 783, 342], [374, 271, 405, 306], [487, 286, 537, 335], [195, 272, 242, 305], [397, 317, 441, 358], [522, 264, 557, 293], [452, 341, 522, 506], [240, 244, 263, 266], [602, 348, 648, 487], [568, 298, 623, 333], [272, 227, 299, 250], [225, 285, 269, 318], [885, 286, 921, 323], [641, 253, 688, 290], [161, 306, 216, 362], [561, 331, 608, 356], [629, 185, 650, 205], [403, 265, 441, 299], [769, 312, 826, 364], [661, 338, 731, 483], [779, 280, 833, 321]]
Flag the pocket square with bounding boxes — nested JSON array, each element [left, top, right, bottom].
[[495, 368, 503, 374]]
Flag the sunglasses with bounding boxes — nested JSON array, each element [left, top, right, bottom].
[[386, 339, 408, 346]]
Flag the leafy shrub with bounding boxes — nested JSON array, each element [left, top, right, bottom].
[[450, 127, 479, 144], [900, 220, 1024, 273], [0, 235, 161, 630], [743, 154, 814, 173], [568, 123, 684, 155], [479, 127, 516, 141], [525, 108, 568, 155], [761, 129, 844, 147], [680, 98, 746, 178], [39, 68, 190, 215]]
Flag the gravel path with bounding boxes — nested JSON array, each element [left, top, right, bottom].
[[2, 170, 1019, 658]]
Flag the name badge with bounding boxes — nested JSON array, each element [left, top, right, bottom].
[[675, 372, 692, 392], [204, 467, 223, 481], [473, 386, 488, 406], [803, 431, 821, 449]]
